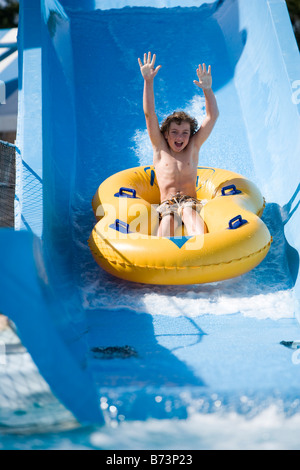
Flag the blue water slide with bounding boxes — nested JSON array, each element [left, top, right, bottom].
[[0, 0, 300, 425]]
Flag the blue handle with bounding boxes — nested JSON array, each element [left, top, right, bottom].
[[221, 184, 241, 196], [144, 167, 156, 186], [228, 215, 248, 230], [109, 219, 131, 233], [114, 187, 137, 198]]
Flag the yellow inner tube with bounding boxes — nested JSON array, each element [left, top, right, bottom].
[[88, 166, 272, 285]]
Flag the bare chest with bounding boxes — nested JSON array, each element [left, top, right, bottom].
[[154, 147, 199, 199], [155, 147, 198, 177]]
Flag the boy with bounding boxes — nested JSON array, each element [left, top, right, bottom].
[[138, 52, 219, 237]]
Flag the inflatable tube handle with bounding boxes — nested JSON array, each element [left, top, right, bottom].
[[109, 219, 131, 233], [221, 184, 242, 196], [228, 215, 248, 230], [114, 187, 137, 198]]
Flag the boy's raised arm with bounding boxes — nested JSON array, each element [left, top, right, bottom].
[[138, 52, 163, 149], [193, 63, 219, 149]]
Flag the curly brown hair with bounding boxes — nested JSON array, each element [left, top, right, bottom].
[[160, 111, 198, 136]]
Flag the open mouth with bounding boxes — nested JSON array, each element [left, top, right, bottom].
[[175, 142, 183, 149]]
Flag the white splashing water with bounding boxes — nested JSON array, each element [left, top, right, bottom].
[[81, 266, 296, 320], [88, 405, 300, 450], [131, 94, 206, 167]]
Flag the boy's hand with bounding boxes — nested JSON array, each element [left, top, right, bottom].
[[138, 52, 162, 81], [194, 63, 212, 90]]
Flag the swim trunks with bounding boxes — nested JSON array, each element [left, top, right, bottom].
[[157, 193, 205, 219]]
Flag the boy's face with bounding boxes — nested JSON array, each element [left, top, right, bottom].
[[164, 121, 191, 152]]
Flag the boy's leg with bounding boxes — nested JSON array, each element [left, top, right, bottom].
[[181, 206, 207, 236], [157, 213, 181, 237]]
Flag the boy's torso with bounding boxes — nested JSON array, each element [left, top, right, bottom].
[[153, 139, 199, 202]]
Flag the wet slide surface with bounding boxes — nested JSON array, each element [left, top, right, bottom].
[[1, 0, 300, 432], [68, 2, 300, 419]]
